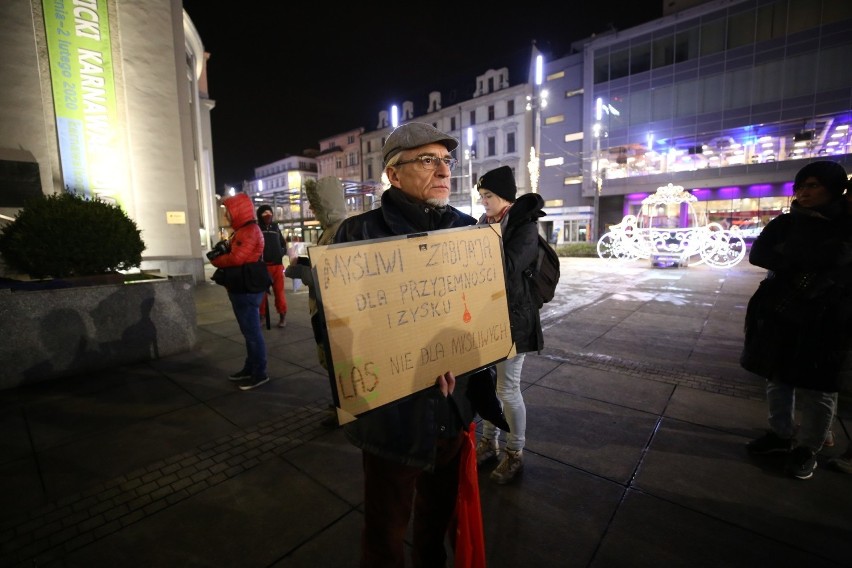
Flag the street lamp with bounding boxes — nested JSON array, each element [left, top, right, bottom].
[[286, 171, 304, 239], [592, 97, 619, 240], [526, 53, 548, 193], [592, 121, 602, 241], [466, 126, 475, 215]]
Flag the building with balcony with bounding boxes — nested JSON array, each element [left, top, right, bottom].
[[242, 154, 319, 241], [316, 127, 363, 182], [360, 68, 534, 218], [316, 127, 382, 216]]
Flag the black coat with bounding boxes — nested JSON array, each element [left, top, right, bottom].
[[740, 199, 852, 392], [480, 192, 545, 354], [258, 220, 286, 264]]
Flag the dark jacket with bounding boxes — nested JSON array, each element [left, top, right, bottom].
[[480, 192, 544, 354], [285, 177, 348, 293], [335, 186, 475, 240], [332, 187, 502, 470], [256, 206, 286, 265], [285, 177, 348, 370], [740, 199, 852, 392]]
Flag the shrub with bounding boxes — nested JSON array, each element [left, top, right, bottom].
[[555, 242, 598, 257], [0, 192, 145, 279]]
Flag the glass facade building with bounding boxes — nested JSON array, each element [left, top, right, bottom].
[[539, 0, 852, 242]]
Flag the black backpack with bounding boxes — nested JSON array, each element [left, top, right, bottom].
[[526, 235, 560, 308]]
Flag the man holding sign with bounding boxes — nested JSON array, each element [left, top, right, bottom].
[[333, 122, 505, 567]]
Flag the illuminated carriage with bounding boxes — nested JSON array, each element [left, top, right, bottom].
[[596, 183, 746, 268]]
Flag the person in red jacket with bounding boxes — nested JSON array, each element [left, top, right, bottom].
[[210, 192, 269, 391], [256, 204, 287, 328]]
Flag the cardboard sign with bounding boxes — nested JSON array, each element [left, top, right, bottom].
[[309, 224, 513, 424]]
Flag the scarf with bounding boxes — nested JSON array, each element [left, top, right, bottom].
[[485, 204, 511, 225]]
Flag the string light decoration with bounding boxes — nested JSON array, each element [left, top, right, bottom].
[[527, 147, 539, 194], [596, 183, 747, 268]]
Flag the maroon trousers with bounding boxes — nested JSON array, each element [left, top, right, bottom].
[[360, 434, 464, 568], [259, 263, 287, 316]]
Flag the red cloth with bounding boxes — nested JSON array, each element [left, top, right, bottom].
[[454, 422, 486, 568], [259, 263, 287, 316]]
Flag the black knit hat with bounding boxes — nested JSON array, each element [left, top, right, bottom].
[[477, 166, 517, 203], [794, 161, 850, 197], [256, 204, 273, 218]]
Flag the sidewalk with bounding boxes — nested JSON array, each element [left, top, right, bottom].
[[1, 257, 850, 567]]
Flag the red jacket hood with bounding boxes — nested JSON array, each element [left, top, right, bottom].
[[223, 193, 255, 229]]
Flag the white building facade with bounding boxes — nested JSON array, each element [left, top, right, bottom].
[[242, 154, 318, 240], [0, 0, 219, 282], [359, 68, 534, 219]]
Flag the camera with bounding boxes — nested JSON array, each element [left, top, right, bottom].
[[206, 239, 230, 260]]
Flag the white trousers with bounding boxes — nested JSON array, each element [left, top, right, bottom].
[[481, 353, 527, 452]]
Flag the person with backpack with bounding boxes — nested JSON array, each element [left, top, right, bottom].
[[474, 165, 545, 484], [256, 204, 287, 328]]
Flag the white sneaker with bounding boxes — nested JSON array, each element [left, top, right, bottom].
[[490, 449, 524, 484], [475, 438, 498, 465], [237, 375, 269, 391]]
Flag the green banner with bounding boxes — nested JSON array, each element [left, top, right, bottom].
[[42, 0, 124, 204]]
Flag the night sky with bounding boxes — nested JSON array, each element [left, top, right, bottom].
[[181, 1, 664, 190]]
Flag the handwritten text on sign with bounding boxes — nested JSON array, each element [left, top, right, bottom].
[[309, 225, 512, 423]]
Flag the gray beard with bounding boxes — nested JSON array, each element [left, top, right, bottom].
[[426, 197, 450, 207]]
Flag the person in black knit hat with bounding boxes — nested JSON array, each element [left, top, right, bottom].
[[742, 160, 852, 479], [474, 165, 545, 484]]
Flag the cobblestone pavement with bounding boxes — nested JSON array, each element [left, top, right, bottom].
[[2, 257, 850, 567]]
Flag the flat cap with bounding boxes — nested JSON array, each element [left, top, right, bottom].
[[383, 122, 458, 166]]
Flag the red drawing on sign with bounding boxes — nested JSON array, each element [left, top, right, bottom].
[[462, 293, 472, 323]]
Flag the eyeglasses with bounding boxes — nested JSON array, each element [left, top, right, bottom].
[[795, 182, 823, 191], [394, 155, 458, 171]]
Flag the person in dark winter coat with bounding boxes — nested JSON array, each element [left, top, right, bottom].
[[285, 177, 347, 370], [256, 204, 287, 328], [285, 176, 347, 428], [742, 160, 852, 480], [473, 165, 545, 485], [332, 122, 504, 567]]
